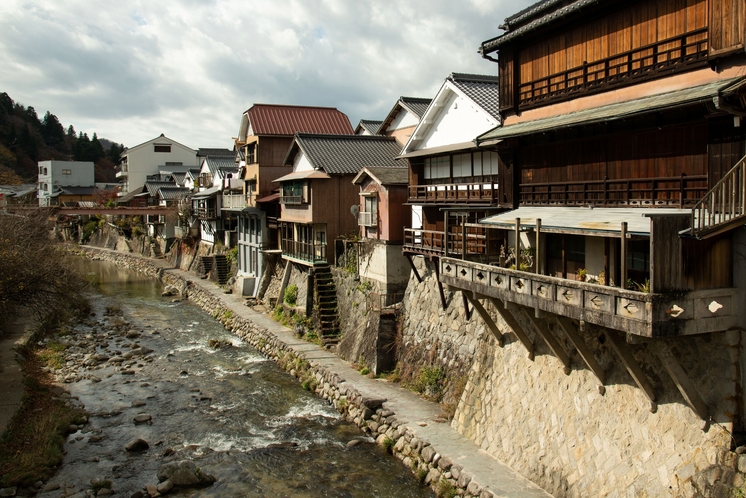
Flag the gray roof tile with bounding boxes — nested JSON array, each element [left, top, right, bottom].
[[287, 134, 403, 175], [448, 73, 500, 120]]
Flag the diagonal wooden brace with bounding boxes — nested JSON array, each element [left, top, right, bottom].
[[405, 254, 422, 283], [464, 292, 504, 346], [655, 342, 709, 421], [603, 328, 657, 412], [489, 298, 534, 360], [521, 308, 571, 374], [555, 317, 606, 386]]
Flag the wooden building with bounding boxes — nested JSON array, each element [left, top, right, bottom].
[[232, 104, 354, 296], [433, 0, 746, 425]]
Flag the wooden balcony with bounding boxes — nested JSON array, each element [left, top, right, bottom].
[[403, 228, 446, 256], [691, 155, 746, 239], [440, 257, 737, 337], [408, 182, 500, 204], [222, 193, 246, 210], [520, 175, 708, 208], [403, 227, 496, 258], [281, 238, 327, 264], [196, 207, 216, 219], [518, 28, 708, 109]]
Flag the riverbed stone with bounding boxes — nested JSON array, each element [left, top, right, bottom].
[[156, 480, 174, 494], [0, 488, 16, 497], [133, 413, 152, 424], [125, 438, 149, 452]]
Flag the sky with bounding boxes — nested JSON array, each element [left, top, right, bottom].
[[0, 0, 533, 150]]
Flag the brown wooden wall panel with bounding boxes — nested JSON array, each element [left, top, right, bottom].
[[499, 51, 515, 111], [682, 233, 732, 289], [650, 215, 688, 292], [259, 137, 293, 168], [709, 0, 744, 54], [707, 115, 746, 185], [516, 0, 708, 86]]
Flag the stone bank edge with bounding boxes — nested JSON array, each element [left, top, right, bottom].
[[75, 247, 501, 498]]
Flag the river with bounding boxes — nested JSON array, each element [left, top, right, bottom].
[[42, 260, 434, 497]]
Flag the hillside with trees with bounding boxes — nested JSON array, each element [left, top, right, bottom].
[[0, 92, 125, 184]]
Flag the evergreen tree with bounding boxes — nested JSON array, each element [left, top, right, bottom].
[[90, 132, 105, 163], [42, 111, 66, 150]]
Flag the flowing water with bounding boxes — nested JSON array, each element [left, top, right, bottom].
[[47, 260, 433, 497]]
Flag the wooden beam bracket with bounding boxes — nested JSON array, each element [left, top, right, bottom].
[[462, 291, 472, 321], [655, 342, 710, 423], [521, 308, 571, 375], [433, 258, 448, 311], [464, 292, 504, 346], [603, 328, 657, 412], [405, 254, 422, 283], [555, 317, 606, 393], [490, 298, 534, 360]]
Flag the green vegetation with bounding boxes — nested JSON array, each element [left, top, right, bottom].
[[382, 436, 395, 454], [410, 365, 446, 402], [36, 342, 66, 370], [355, 280, 372, 293], [284, 284, 298, 306], [0, 348, 87, 488], [436, 478, 458, 498], [226, 246, 238, 266], [416, 467, 429, 484], [0, 92, 124, 183]]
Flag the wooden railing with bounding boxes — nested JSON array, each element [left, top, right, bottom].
[[691, 155, 746, 238], [222, 193, 246, 209], [196, 207, 216, 219], [520, 174, 708, 207], [281, 238, 327, 263], [408, 182, 500, 203], [403, 228, 446, 255], [447, 224, 490, 255], [518, 28, 708, 108]]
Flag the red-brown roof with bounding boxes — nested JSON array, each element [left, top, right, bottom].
[[247, 104, 354, 136]]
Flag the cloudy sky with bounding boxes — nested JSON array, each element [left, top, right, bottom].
[[0, 0, 532, 150]]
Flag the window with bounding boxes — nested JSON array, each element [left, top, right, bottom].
[[154, 144, 171, 153], [165, 162, 183, 166], [546, 234, 585, 279], [424, 156, 450, 180], [281, 181, 308, 204], [247, 144, 257, 164], [359, 196, 378, 226], [62, 169, 72, 175]]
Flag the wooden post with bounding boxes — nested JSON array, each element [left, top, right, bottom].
[[465, 292, 504, 346], [462, 216, 467, 260], [604, 328, 657, 411], [514, 217, 520, 268], [604, 237, 610, 286], [655, 342, 709, 421], [444, 211, 449, 255], [535, 218, 542, 274], [620, 222, 628, 288]]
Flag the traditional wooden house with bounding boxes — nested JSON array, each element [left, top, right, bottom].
[[378, 96, 431, 146], [352, 166, 411, 295], [232, 104, 354, 296], [191, 156, 239, 245], [432, 1, 746, 495]]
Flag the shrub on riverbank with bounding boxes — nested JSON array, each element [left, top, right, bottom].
[[0, 211, 89, 333], [0, 348, 86, 488]]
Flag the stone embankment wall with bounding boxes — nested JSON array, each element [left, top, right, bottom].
[[395, 258, 746, 497], [75, 247, 497, 497]]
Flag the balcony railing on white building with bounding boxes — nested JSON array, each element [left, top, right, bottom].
[[222, 193, 246, 209]]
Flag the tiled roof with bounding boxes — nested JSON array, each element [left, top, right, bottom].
[[247, 104, 354, 136], [480, 0, 601, 55], [354, 166, 409, 186], [203, 157, 238, 178], [170, 172, 187, 185], [355, 119, 383, 135], [59, 186, 96, 195], [117, 185, 147, 203], [144, 181, 177, 197], [287, 134, 402, 175], [197, 148, 233, 157], [158, 187, 191, 201], [399, 97, 432, 120], [449, 73, 500, 120], [504, 0, 564, 27]]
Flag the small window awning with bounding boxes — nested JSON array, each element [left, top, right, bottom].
[[479, 206, 690, 237], [256, 192, 280, 203], [397, 141, 480, 159], [273, 170, 331, 183], [476, 76, 746, 144]]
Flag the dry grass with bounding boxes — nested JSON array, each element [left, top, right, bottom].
[[0, 353, 85, 487]]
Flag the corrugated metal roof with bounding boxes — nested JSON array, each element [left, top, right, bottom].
[[479, 206, 690, 236], [477, 77, 744, 143], [480, 0, 601, 55], [247, 104, 354, 136], [286, 134, 402, 175], [449, 73, 500, 120]]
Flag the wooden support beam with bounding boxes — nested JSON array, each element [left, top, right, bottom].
[[555, 317, 606, 391], [433, 258, 448, 311], [620, 222, 628, 288], [490, 298, 534, 360], [462, 291, 471, 321], [521, 309, 571, 374], [465, 292, 504, 346], [655, 342, 709, 422], [535, 218, 542, 275], [603, 328, 657, 411], [405, 254, 422, 283]]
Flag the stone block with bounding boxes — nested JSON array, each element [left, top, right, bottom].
[[458, 470, 472, 489], [438, 456, 453, 471], [421, 445, 436, 463]]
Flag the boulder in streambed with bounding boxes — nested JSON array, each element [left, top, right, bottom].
[[133, 413, 152, 425], [125, 438, 149, 452], [156, 461, 216, 489]]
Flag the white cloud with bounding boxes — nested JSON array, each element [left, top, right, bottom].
[[0, 0, 533, 149]]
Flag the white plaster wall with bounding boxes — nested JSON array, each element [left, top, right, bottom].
[[359, 242, 410, 291], [123, 138, 197, 194], [293, 152, 314, 172], [387, 109, 419, 132], [419, 89, 497, 149]]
